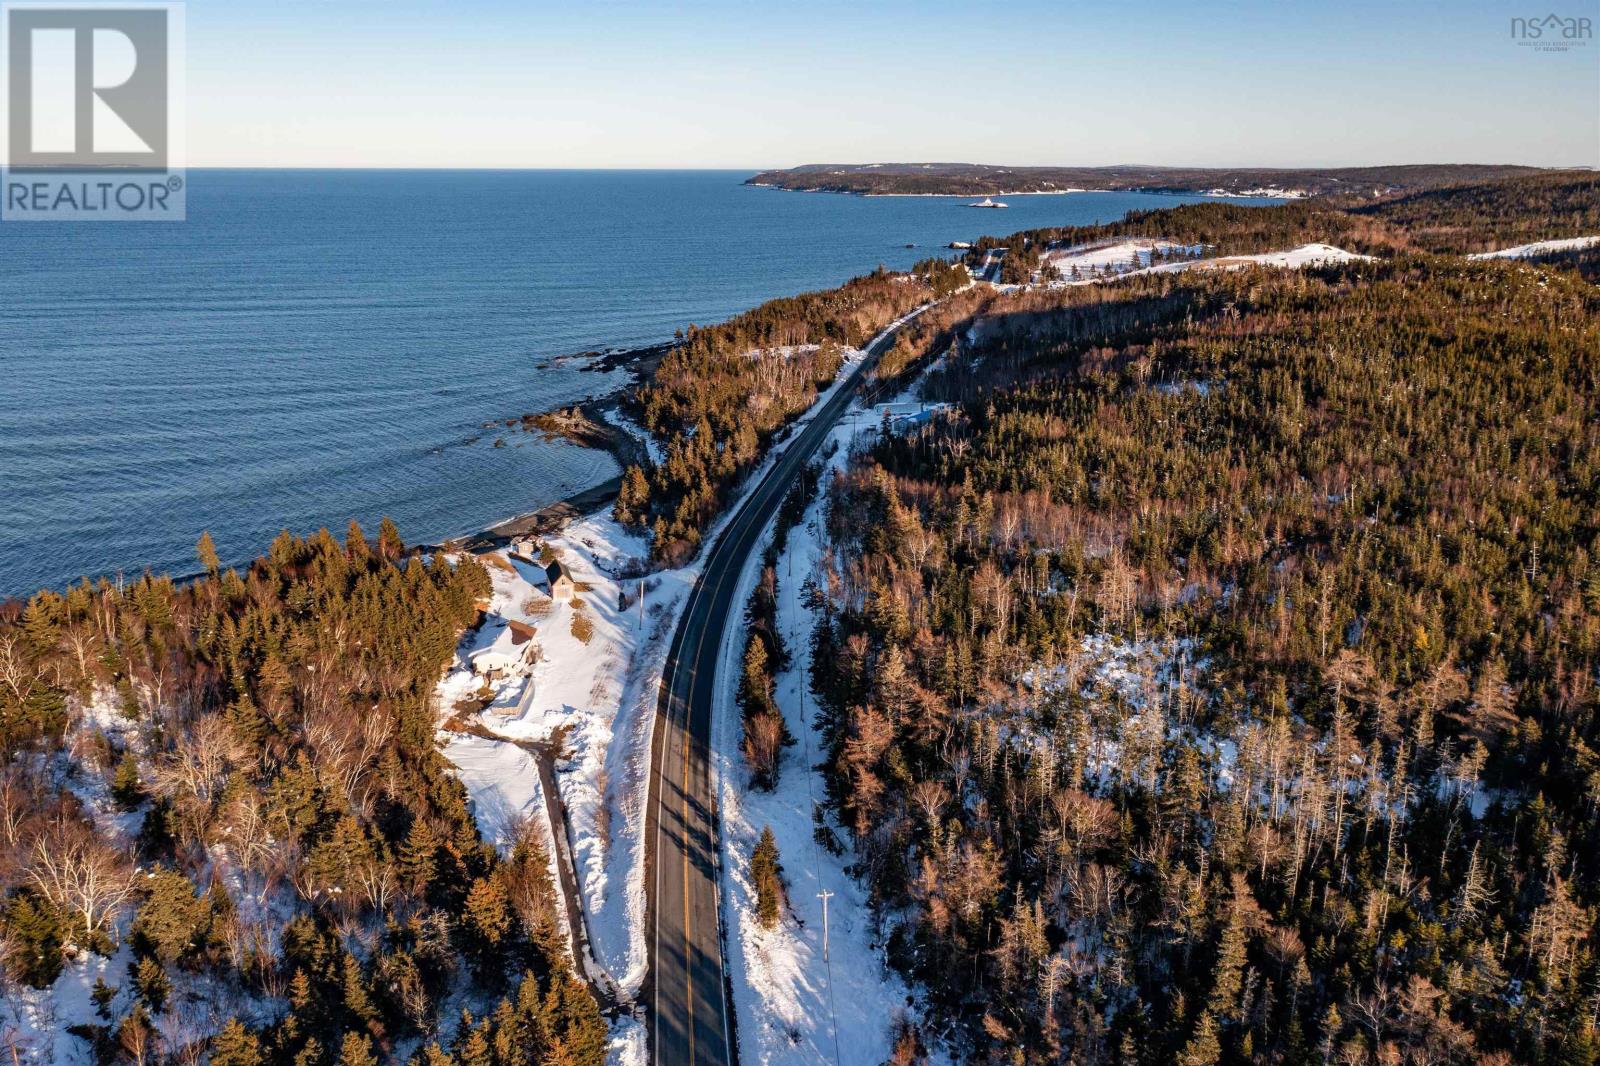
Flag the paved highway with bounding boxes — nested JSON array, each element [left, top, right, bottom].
[[644, 308, 926, 1065]]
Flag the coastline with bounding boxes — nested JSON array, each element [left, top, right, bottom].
[[745, 182, 1304, 199], [438, 342, 665, 553]]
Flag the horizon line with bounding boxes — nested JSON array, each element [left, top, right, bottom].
[[4, 162, 1593, 173]]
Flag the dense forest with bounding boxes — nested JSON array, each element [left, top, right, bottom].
[[802, 218, 1600, 1064], [3, 163, 1596, 1066], [959, 174, 1600, 280], [1354, 173, 1600, 253], [615, 267, 939, 564], [0, 525, 608, 1065]]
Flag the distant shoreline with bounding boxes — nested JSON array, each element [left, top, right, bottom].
[[747, 183, 1302, 200], [744, 162, 1559, 200], [747, 183, 1087, 198]]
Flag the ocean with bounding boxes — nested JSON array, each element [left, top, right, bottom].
[[0, 170, 1275, 596]]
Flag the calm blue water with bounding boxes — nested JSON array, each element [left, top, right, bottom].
[[0, 170, 1275, 596]]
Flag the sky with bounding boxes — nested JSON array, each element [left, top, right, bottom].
[[175, 0, 1598, 168]]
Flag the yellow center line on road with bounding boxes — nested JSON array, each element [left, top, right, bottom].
[[651, 300, 935, 1064], [681, 676, 695, 1065], [681, 555, 726, 1065]]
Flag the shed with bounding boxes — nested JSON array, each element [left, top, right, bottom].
[[547, 560, 575, 603]]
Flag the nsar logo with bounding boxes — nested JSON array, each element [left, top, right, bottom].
[[1510, 12, 1593, 51]]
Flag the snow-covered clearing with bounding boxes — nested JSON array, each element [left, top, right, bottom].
[[1172, 242, 1374, 271], [1466, 234, 1600, 259], [1041, 238, 1204, 282], [443, 733, 557, 857], [1026, 240, 1371, 291], [1203, 187, 1307, 198], [436, 510, 667, 1005]]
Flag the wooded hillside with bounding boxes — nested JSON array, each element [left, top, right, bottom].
[[805, 247, 1600, 1063]]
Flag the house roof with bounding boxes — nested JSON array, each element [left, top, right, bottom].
[[547, 560, 570, 583]]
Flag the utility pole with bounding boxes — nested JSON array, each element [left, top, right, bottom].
[[639, 579, 645, 626], [817, 888, 834, 962]]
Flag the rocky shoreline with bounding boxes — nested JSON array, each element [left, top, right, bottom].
[[442, 342, 666, 552]]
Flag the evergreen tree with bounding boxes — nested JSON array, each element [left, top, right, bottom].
[[196, 531, 222, 575], [3, 890, 65, 987], [211, 1019, 265, 1066], [111, 750, 145, 808], [131, 868, 208, 964], [751, 827, 785, 929], [464, 876, 512, 960], [1177, 1011, 1222, 1066], [1206, 878, 1250, 1022], [338, 1031, 378, 1066], [378, 516, 405, 561], [132, 955, 171, 1012]]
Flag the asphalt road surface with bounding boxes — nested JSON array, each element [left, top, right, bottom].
[[645, 308, 926, 1066]]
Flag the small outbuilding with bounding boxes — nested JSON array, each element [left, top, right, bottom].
[[547, 560, 575, 603]]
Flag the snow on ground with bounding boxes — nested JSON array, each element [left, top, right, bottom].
[[1466, 234, 1600, 259], [601, 404, 663, 466], [6, 944, 129, 1066], [711, 382, 941, 1065], [1029, 240, 1370, 290], [1041, 238, 1204, 282], [436, 513, 666, 1002], [1170, 242, 1374, 271], [433, 316, 928, 1063], [443, 733, 553, 855], [5, 694, 287, 1065], [1012, 634, 1210, 791], [607, 1015, 648, 1066], [1202, 187, 1306, 199]]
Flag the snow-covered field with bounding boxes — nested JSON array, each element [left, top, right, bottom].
[[1026, 240, 1370, 291], [1173, 241, 1373, 271], [443, 733, 553, 855], [1041, 238, 1204, 282], [1467, 234, 1600, 259]]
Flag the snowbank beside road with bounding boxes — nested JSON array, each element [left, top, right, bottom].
[[435, 332, 889, 1031], [711, 388, 936, 1065]]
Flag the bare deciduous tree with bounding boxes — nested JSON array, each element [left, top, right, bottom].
[[28, 815, 137, 946], [0, 632, 43, 707]]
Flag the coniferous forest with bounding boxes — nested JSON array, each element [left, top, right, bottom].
[[0, 524, 608, 1065], [2, 168, 1597, 1065], [802, 174, 1600, 1064]]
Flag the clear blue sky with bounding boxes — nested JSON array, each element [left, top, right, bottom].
[[187, 0, 1598, 168]]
